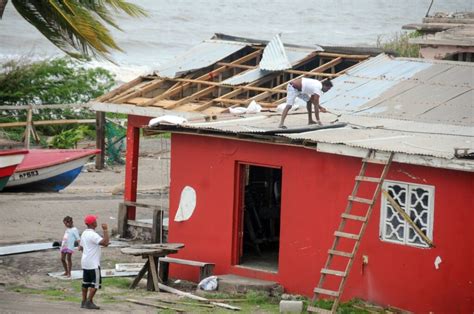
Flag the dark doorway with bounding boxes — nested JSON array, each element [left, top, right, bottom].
[[237, 164, 281, 272]]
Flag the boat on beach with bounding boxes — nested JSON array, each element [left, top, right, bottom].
[[0, 150, 28, 191], [3, 149, 100, 192]]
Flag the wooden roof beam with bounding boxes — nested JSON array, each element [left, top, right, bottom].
[[316, 52, 369, 60], [140, 49, 263, 107], [110, 78, 165, 104], [217, 62, 339, 78], [247, 57, 344, 104], [194, 72, 280, 112], [170, 78, 286, 93], [271, 58, 353, 106], [167, 86, 216, 109], [96, 76, 144, 102]]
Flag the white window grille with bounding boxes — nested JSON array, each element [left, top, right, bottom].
[[380, 181, 434, 248]]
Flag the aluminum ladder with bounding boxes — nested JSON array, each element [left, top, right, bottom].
[[308, 150, 394, 313]]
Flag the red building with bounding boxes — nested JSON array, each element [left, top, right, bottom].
[[93, 36, 474, 312]]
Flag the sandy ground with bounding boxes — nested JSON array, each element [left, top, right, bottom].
[[0, 137, 170, 244], [0, 137, 179, 312]]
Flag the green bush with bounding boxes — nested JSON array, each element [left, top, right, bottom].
[[377, 31, 421, 58], [0, 57, 115, 140], [50, 125, 95, 149]]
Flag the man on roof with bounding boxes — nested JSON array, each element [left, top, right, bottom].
[[278, 78, 333, 129]]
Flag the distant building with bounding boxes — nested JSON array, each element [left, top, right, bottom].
[[403, 12, 474, 61]]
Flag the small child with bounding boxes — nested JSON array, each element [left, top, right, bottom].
[[60, 216, 80, 277]]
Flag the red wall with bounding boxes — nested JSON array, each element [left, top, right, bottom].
[[167, 133, 474, 313]]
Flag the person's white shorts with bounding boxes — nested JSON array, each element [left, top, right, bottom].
[[286, 84, 310, 107]]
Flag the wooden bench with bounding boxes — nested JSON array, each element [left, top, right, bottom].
[[158, 257, 215, 283]]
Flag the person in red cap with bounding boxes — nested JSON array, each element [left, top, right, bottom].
[[78, 215, 109, 309]]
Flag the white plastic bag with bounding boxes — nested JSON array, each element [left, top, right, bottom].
[[229, 107, 248, 114], [198, 275, 218, 291], [246, 100, 262, 113], [229, 100, 262, 115], [148, 115, 187, 127]]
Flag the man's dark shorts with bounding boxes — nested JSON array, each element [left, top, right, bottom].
[[82, 267, 102, 289]]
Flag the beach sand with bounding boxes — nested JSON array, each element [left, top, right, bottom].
[[0, 137, 174, 312]]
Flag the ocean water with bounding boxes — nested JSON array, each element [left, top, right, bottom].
[[0, 0, 472, 81]]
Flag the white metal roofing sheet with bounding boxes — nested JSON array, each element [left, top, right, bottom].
[[259, 34, 292, 71], [222, 46, 316, 85]]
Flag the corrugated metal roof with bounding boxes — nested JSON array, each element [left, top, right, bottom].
[[259, 34, 292, 71], [154, 39, 248, 78], [222, 47, 316, 85], [163, 55, 473, 161], [321, 55, 473, 126]]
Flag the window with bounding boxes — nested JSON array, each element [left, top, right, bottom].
[[380, 181, 434, 248]]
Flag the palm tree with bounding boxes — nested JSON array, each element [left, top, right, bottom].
[[0, 0, 146, 60]]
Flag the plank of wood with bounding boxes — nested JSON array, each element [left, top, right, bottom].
[[320, 268, 346, 277], [216, 62, 338, 77], [170, 78, 286, 93], [341, 213, 367, 222], [422, 17, 474, 24], [154, 298, 214, 308], [95, 111, 106, 170], [328, 249, 353, 258], [144, 49, 263, 107], [0, 119, 96, 128], [348, 196, 373, 205], [316, 52, 370, 60], [110, 79, 165, 104], [313, 287, 340, 297], [170, 86, 216, 108], [307, 305, 333, 313], [148, 256, 160, 291], [1, 103, 92, 110], [126, 298, 185, 312], [157, 283, 208, 301], [203, 299, 246, 303], [96, 76, 143, 102], [159, 257, 214, 267], [334, 231, 360, 240], [123, 201, 164, 211], [157, 283, 241, 311], [382, 189, 434, 247], [135, 243, 184, 250], [129, 260, 149, 289], [355, 176, 381, 183], [248, 57, 343, 104]]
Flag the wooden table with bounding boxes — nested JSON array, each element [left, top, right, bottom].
[[121, 243, 184, 291]]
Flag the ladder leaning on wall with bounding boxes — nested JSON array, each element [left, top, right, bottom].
[[308, 150, 394, 314]]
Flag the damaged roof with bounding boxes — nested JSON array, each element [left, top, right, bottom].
[[150, 55, 473, 170], [91, 34, 472, 171], [93, 33, 370, 117]]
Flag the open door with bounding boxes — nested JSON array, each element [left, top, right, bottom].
[[234, 163, 282, 272]]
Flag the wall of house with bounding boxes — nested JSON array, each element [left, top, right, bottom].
[[167, 133, 473, 313]]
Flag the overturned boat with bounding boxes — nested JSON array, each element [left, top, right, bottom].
[[3, 149, 99, 192]]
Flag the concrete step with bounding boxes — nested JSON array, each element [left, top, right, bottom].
[[212, 274, 283, 295]]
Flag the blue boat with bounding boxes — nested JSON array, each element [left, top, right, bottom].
[[3, 149, 100, 192]]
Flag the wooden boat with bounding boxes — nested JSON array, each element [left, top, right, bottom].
[[0, 150, 28, 191], [3, 149, 100, 192]]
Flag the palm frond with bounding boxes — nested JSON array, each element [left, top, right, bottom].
[[11, 0, 147, 60]]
